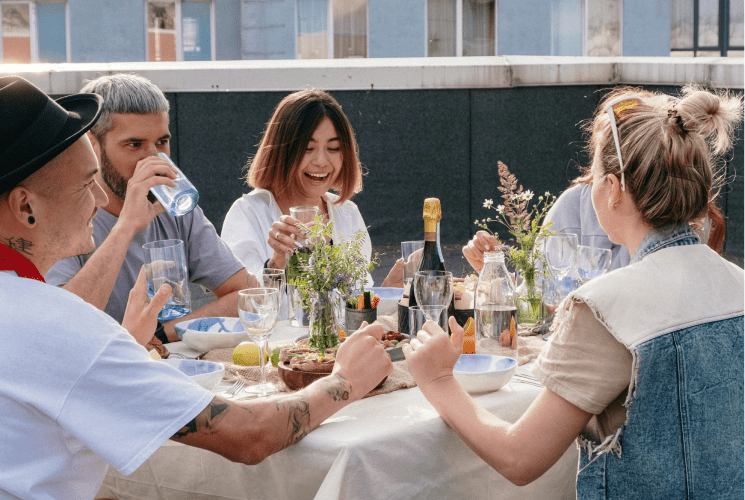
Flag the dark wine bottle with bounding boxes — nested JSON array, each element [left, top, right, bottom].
[[398, 198, 455, 333]]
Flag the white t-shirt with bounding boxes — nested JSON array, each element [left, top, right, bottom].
[[222, 188, 373, 283], [0, 272, 214, 500]]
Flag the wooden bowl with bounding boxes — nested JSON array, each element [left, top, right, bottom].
[[277, 361, 387, 391]]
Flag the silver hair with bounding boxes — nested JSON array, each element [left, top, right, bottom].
[[81, 73, 170, 140]]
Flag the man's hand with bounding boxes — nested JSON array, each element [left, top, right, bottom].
[[462, 231, 501, 273], [122, 266, 171, 346], [333, 322, 392, 400], [117, 155, 177, 233], [403, 316, 464, 394]]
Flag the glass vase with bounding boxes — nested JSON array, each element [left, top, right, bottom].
[[308, 290, 340, 350], [516, 272, 542, 325]]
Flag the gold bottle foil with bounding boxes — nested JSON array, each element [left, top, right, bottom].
[[422, 198, 442, 234]]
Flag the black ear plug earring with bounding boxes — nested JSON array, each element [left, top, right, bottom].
[[28, 216, 35, 224]]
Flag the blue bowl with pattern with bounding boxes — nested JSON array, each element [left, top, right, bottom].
[[453, 354, 517, 393]]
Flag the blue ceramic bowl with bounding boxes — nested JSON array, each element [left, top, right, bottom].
[[452, 354, 517, 393], [162, 359, 225, 390], [174, 317, 248, 352]]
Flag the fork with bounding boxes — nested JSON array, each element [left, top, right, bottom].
[[223, 380, 245, 398], [512, 374, 543, 388]]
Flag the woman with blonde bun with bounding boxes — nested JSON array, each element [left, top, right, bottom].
[[405, 85, 744, 498]]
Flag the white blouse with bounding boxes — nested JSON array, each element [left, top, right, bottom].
[[221, 188, 373, 286]]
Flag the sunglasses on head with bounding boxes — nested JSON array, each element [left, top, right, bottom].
[[604, 96, 642, 191]]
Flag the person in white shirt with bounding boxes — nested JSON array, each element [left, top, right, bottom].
[[0, 76, 393, 500], [222, 89, 403, 300]]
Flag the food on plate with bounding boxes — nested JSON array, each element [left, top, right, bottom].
[[381, 330, 408, 348], [232, 343, 269, 366]]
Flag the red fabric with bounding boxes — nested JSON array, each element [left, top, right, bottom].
[[0, 243, 45, 282]]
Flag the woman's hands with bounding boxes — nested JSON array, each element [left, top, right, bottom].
[[402, 316, 464, 395], [333, 321, 393, 400], [462, 231, 500, 273], [267, 215, 307, 269]]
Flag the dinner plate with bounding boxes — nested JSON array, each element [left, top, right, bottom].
[[174, 317, 248, 352], [293, 332, 410, 362]]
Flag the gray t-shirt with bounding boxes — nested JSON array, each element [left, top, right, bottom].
[[47, 207, 244, 323]]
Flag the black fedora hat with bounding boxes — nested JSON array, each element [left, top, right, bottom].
[[0, 76, 103, 192]]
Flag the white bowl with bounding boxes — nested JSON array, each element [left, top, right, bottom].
[[162, 359, 225, 390], [174, 317, 248, 352], [368, 287, 404, 316], [452, 354, 517, 394]]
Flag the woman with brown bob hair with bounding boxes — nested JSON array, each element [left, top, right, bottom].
[[222, 89, 376, 293], [406, 85, 743, 498]]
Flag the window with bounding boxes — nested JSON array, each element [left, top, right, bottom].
[[426, 0, 496, 56], [295, 0, 366, 59], [585, 0, 621, 56], [146, 0, 213, 62], [671, 0, 743, 56], [1, 0, 67, 63]]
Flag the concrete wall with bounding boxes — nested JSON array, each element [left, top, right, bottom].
[[6, 58, 742, 258]]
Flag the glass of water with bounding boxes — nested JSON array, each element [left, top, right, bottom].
[[238, 288, 280, 397], [149, 153, 199, 217], [544, 233, 578, 279], [577, 245, 612, 283], [143, 239, 191, 322]]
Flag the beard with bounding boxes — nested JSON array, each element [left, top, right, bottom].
[[99, 147, 129, 201]]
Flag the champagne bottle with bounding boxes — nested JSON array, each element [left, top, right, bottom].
[[399, 198, 455, 333]]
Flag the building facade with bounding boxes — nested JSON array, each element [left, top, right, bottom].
[[1, 0, 742, 63]]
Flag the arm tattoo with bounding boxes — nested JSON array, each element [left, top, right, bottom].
[[172, 397, 228, 439], [324, 374, 350, 402], [275, 397, 311, 446]]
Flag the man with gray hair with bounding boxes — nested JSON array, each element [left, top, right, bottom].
[[47, 73, 251, 343]]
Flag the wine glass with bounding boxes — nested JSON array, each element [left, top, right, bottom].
[[413, 270, 453, 324], [238, 288, 280, 397], [544, 233, 578, 279], [577, 245, 612, 283]]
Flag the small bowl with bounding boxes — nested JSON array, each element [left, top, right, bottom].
[[162, 359, 225, 390], [368, 287, 404, 316], [174, 317, 248, 352], [452, 354, 517, 394]]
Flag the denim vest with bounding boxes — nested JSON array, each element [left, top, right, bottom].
[[561, 225, 744, 499]]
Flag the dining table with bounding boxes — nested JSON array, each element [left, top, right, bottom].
[[96, 320, 579, 500]]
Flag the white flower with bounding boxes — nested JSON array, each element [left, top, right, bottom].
[[483, 199, 493, 208], [520, 190, 534, 201], [544, 191, 550, 197], [496, 205, 505, 214]]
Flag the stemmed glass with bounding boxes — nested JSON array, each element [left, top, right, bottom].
[[413, 270, 453, 326], [238, 288, 280, 397], [577, 245, 612, 283], [544, 233, 578, 279]]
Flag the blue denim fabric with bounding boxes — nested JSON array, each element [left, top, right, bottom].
[[576, 228, 744, 499], [630, 224, 700, 264], [577, 317, 744, 499]]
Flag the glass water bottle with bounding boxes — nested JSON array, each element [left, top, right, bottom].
[[474, 251, 518, 359]]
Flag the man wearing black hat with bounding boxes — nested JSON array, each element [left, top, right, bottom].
[[0, 76, 392, 500]]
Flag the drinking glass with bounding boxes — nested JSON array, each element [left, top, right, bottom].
[[143, 239, 191, 322], [259, 268, 289, 320], [401, 240, 425, 288], [238, 288, 280, 397], [149, 153, 199, 217], [544, 233, 578, 279], [290, 205, 321, 248], [413, 270, 453, 308], [409, 305, 448, 337], [577, 245, 612, 283]]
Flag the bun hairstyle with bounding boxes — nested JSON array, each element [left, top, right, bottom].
[[586, 85, 742, 231]]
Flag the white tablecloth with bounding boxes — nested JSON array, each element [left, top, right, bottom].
[[97, 348, 578, 500]]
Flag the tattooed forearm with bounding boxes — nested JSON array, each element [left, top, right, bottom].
[[172, 397, 229, 439], [275, 397, 311, 446], [324, 374, 351, 402]]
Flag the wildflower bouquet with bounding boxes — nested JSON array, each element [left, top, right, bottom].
[[288, 217, 374, 350], [476, 161, 556, 322]]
